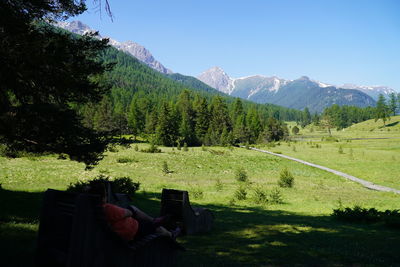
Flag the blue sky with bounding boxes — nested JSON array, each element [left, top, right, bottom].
[[72, 0, 400, 91]]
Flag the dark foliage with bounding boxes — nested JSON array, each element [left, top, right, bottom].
[[0, 0, 112, 167], [332, 206, 400, 229], [67, 175, 140, 197]]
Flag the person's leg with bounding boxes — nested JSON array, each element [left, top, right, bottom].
[[128, 205, 171, 227], [128, 205, 154, 222]]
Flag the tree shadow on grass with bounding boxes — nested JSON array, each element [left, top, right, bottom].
[[1, 189, 399, 267], [0, 188, 43, 266], [134, 192, 400, 266]]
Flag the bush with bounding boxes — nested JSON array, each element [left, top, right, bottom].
[[162, 161, 172, 174], [141, 143, 162, 153], [215, 179, 223, 191], [67, 175, 140, 197], [134, 144, 139, 151], [292, 126, 299, 135], [269, 187, 284, 204], [338, 146, 344, 154], [235, 168, 248, 182], [183, 142, 188, 151], [253, 186, 268, 204], [191, 186, 204, 199], [234, 185, 247, 200], [116, 157, 136, 163], [332, 205, 400, 228], [278, 168, 294, 188]]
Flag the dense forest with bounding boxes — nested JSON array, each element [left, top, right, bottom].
[[76, 46, 400, 146], [76, 47, 307, 146]]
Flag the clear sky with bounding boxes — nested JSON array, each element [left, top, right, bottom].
[[71, 0, 400, 91]]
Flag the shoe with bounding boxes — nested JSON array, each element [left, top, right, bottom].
[[170, 227, 181, 240], [153, 214, 171, 227]]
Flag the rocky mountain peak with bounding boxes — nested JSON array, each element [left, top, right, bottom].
[[56, 20, 172, 74], [197, 67, 234, 94]]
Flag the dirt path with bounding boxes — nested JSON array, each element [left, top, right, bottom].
[[246, 147, 400, 194]]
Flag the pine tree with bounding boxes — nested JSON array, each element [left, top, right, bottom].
[[0, 0, 111, 167], [94, 96, 115, 132], [177, 90, 196, 145], [155, 102, 177, 146], [375, 94, 390, 126], [263, 117, 288, 142], [388, 93, 398, 116], [209, 96, 232, 142], [128, 97, 144, 140], [301, 107, 312, 127], [194, 96, 210, 144], [246, 107, 262, 143]]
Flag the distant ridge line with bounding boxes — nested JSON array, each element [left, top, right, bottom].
[[245, 147, 400, 194]]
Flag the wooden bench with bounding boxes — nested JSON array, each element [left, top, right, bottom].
[[160, 189, 214, 235], [36, 189, 183, 267]]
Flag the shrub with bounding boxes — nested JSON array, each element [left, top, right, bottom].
[[292, 126, 299, 135], [141, 143, 162, 153], [177, 142, 181, 150], [234, 185, 247, 200], [191, 187, 204, 199], [67, 175, 140, 197], [338, 146, 344, 154], [112, 177, 140, 196], [332, 205, 400, 228], [162, 161, 171, 174], [116, 157, 136, 163], [183, 142, 188, 151], [253, 186, 268, 204], [235, 168, 248, 182], [215, 179, 223, 191], [201, 144, 207, 151], [278, 168, 294, 188], [269, 187, 284, 204], [134, 145, 139, 151], [108, 144, 119, 153]]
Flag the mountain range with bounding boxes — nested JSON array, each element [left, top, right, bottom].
[[56, 21, 172, 74], [197, 67, 398, 112], [58, 21, 397, 113]]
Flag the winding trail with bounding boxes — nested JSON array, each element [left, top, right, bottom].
[[245, 146, 400, 194]]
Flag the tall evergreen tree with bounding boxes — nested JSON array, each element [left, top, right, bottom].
[[193, 96, 210, 144], [177, 90, 196, 145], [93, 95, 116, 132], [388, 93, 398, 116], [263, 117, 288, 142], [128, 96, 144, 139], [0, 0, 112, 167], [209, 96, 232, 136], [375, 94, 390, 125], [246, 107, 262, 144]]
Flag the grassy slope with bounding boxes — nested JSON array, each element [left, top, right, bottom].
[[281, 116, 400, 188], [1, 140, 399, 266]]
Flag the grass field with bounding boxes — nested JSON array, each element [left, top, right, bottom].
[[1, 117, 400, 266]]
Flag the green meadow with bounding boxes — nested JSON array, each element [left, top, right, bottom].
[[1, 117, 400, 266]]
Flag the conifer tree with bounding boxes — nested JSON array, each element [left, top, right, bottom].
[[194, 96, 210, 144], [375, 94, 390, 125], [209, 96, 232, 141], [388, 93, 398, 116], [128, 97, 144, 139], [94, 96, 115, 132], [246, 107, 263, 144]]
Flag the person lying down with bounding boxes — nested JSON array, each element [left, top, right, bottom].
[[88, 181, 180, 241]]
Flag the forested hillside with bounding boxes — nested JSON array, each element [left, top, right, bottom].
[[77, 47, 305, 146]]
